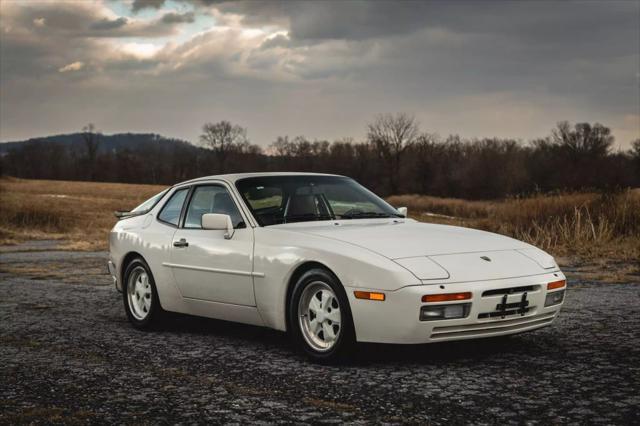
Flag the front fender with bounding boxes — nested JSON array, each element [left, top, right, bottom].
[[252, 228, 420, 331]]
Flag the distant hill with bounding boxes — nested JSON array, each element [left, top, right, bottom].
[[0, 132, 195, 154]]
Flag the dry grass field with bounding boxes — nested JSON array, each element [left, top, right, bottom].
[[0, 178, 164, 251], [388, 190, 640, 261], [388, 190, 640, 282], [1, 178, 638, 275]]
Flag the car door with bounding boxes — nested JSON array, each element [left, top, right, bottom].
[[169, 183, 256, 306]]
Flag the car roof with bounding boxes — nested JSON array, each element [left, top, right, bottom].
[[179, 172, 344, 185]]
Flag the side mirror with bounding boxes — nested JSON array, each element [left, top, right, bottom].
[[397, 207, 408, 217], [202, 213, 235, 239]]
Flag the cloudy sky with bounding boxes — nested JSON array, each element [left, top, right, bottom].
[[1, 0, 638, 147]]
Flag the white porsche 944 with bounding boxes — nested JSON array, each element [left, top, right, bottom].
[[109, 173, 566, 361]]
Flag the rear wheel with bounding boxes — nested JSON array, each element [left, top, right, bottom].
[[289, 268, 355, 362], [123, 257, 163, 329]]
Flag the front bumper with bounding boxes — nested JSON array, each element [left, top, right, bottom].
[[346, 271, 565, 344]]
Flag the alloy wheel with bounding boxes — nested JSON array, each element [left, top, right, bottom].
[[298, 281, 342, 352], [127, 266, 152, 320]]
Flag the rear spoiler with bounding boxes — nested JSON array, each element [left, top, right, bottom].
[[114, 210, 146, 220]]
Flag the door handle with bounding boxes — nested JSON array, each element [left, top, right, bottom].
[[173, 238, 189, 248]]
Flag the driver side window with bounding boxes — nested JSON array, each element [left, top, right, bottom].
[[184, 185, 245, 229]]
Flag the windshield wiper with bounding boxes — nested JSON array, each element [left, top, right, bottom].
[[340, 211, 399, 219], [279, 213, 334, 223]]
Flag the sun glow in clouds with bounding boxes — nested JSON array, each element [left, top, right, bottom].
[[119, 42, 163, 59], [58, 62, 84, 73]]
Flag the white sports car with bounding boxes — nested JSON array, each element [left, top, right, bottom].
[[109, 173, 566, 361]]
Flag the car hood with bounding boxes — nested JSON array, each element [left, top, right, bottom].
[[273, 219, 559, 282], [276, 219, 531, 259]]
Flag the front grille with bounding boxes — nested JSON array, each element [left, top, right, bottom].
[[482, 285, 539, 297], [430, 312, 556, 340]]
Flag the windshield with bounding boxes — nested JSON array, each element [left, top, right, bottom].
[[236, 176, 401, 226], [131, 188, 169, 213]]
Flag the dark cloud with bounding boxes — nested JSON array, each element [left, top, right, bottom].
[[131, 0, 166, 12], [215, 0, 640, 129], [130, 0, 223, 13], [213, 0, 639, 52], [90, 17, 128, 31], [161, 12, 195, 24]]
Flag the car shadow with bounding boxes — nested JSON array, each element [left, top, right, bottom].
[[154, 312, 537, 365], [353, 336, 530, 365], [158, 312, 290, 347]]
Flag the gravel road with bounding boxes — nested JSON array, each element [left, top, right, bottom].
[[1, 249, 639, 424]]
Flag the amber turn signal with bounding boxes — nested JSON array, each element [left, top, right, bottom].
[[422, 292, 472, 303], [547, 280, 566, 290], [354, 291, 386, 301]]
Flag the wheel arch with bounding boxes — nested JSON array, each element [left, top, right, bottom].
[[120, 251, 145, 286], [284, 261, 349, 333]]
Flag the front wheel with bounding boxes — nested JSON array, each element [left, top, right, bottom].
[[122, 257, 164, 329], [289, 268, 355, 363]]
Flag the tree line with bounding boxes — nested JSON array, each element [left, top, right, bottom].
[[2, 114, 639, 199]]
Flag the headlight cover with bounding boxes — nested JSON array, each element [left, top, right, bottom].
[[518, 247, 557, 269]]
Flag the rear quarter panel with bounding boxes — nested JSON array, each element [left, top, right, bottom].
[[110, 214, 183, 312]]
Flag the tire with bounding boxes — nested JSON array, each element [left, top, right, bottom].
[[122, 257, 164, 330], [288, 268, 355, 363]]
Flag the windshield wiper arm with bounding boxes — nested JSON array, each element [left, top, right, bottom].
[[280, 213, 334, 223]]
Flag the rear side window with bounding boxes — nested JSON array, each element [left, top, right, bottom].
[[131, 188, 169, 213], [158, 188, 189, 226], [184, 185, 245, 229]]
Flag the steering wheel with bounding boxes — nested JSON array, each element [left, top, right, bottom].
[[339, 208, 364, 217]]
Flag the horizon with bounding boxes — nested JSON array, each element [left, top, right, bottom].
[[0, 123, 637, 153], [1, 0, 639, 148]]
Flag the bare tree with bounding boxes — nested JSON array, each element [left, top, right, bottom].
[[81, 123, 101, 181], [367, 113, 419, 193], [269, 136, 293, 156], [631, 139, 640, 158], [199, 121, 248, 173], [552, 121, 614, 158], [413, 132, 440, 193], [632, 139, 640, 176]]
